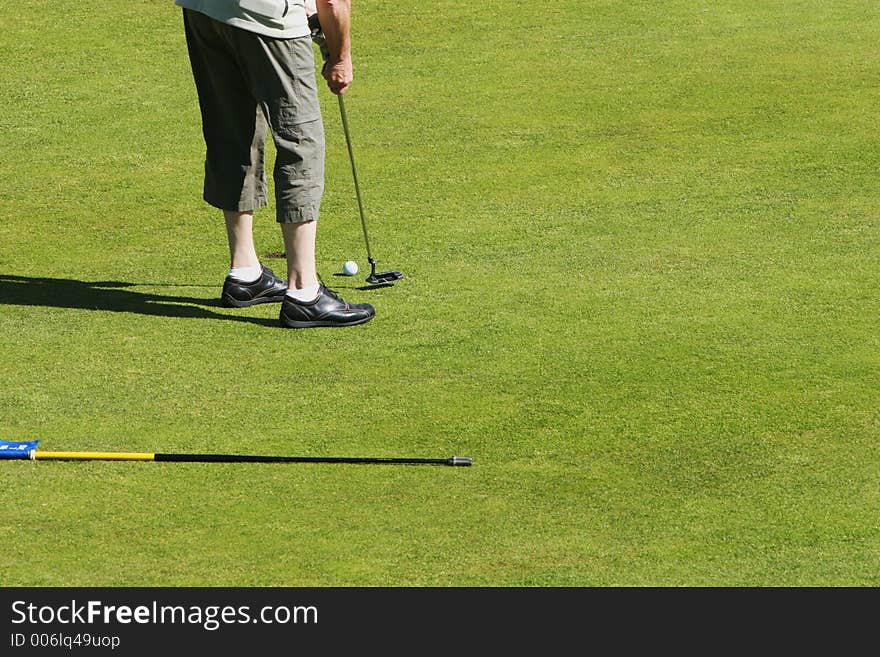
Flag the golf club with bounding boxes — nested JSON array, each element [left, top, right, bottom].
[[308, 12, 403, 286], [0, 440, 473, 467], [336, 94, 404, 286]]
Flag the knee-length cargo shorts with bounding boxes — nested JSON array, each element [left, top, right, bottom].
[[183, 8, 324, 223]]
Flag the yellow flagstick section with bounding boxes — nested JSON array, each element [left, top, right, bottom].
[[32, 451, 156, 462]]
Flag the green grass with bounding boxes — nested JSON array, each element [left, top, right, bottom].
[[1, 0, 878, 586]]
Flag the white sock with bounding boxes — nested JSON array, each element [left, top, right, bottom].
[[285, 282, 320, 302], [228, 264, 263, 283]]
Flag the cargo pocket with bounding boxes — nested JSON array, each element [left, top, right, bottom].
[[264, 96, 311, 142], [258, 37, 322, 136]]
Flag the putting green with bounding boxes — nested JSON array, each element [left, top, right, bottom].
[[0, 0, 878, 586]]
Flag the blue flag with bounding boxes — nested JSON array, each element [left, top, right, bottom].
[[0, 440, 38, 459]]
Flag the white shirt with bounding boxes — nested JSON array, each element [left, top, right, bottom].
[[175, 0, 310, 39]]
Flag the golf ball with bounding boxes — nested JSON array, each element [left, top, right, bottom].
[[342, 260, 359, 276]]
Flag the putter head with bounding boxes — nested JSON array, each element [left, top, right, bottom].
[[366, 270, 404, 285], [365, 259, 403, 286]]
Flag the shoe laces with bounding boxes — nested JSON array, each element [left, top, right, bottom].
[[318, 277, 344, 304]]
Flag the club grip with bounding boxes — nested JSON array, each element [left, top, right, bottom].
[[307, 13, 330, 62], [448, 456, 473, 466]]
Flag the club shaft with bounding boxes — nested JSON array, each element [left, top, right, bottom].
[[337, 94, 374, 262]]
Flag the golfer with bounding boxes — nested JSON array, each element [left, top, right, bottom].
[[176, 0, 375, 328]]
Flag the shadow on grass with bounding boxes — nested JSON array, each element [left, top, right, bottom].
[[0, 274, 278, 327]]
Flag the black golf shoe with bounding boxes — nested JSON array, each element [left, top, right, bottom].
[[279, 285, 375, 328], [221, 265, 287, 307]]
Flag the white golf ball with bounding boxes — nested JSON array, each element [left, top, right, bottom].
[[342, 260, 359, 276]]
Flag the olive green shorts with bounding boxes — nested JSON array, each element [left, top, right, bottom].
[[183, 8, 324, 223]]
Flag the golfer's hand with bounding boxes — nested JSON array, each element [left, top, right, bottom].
[[323, 57, 353, 95]]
